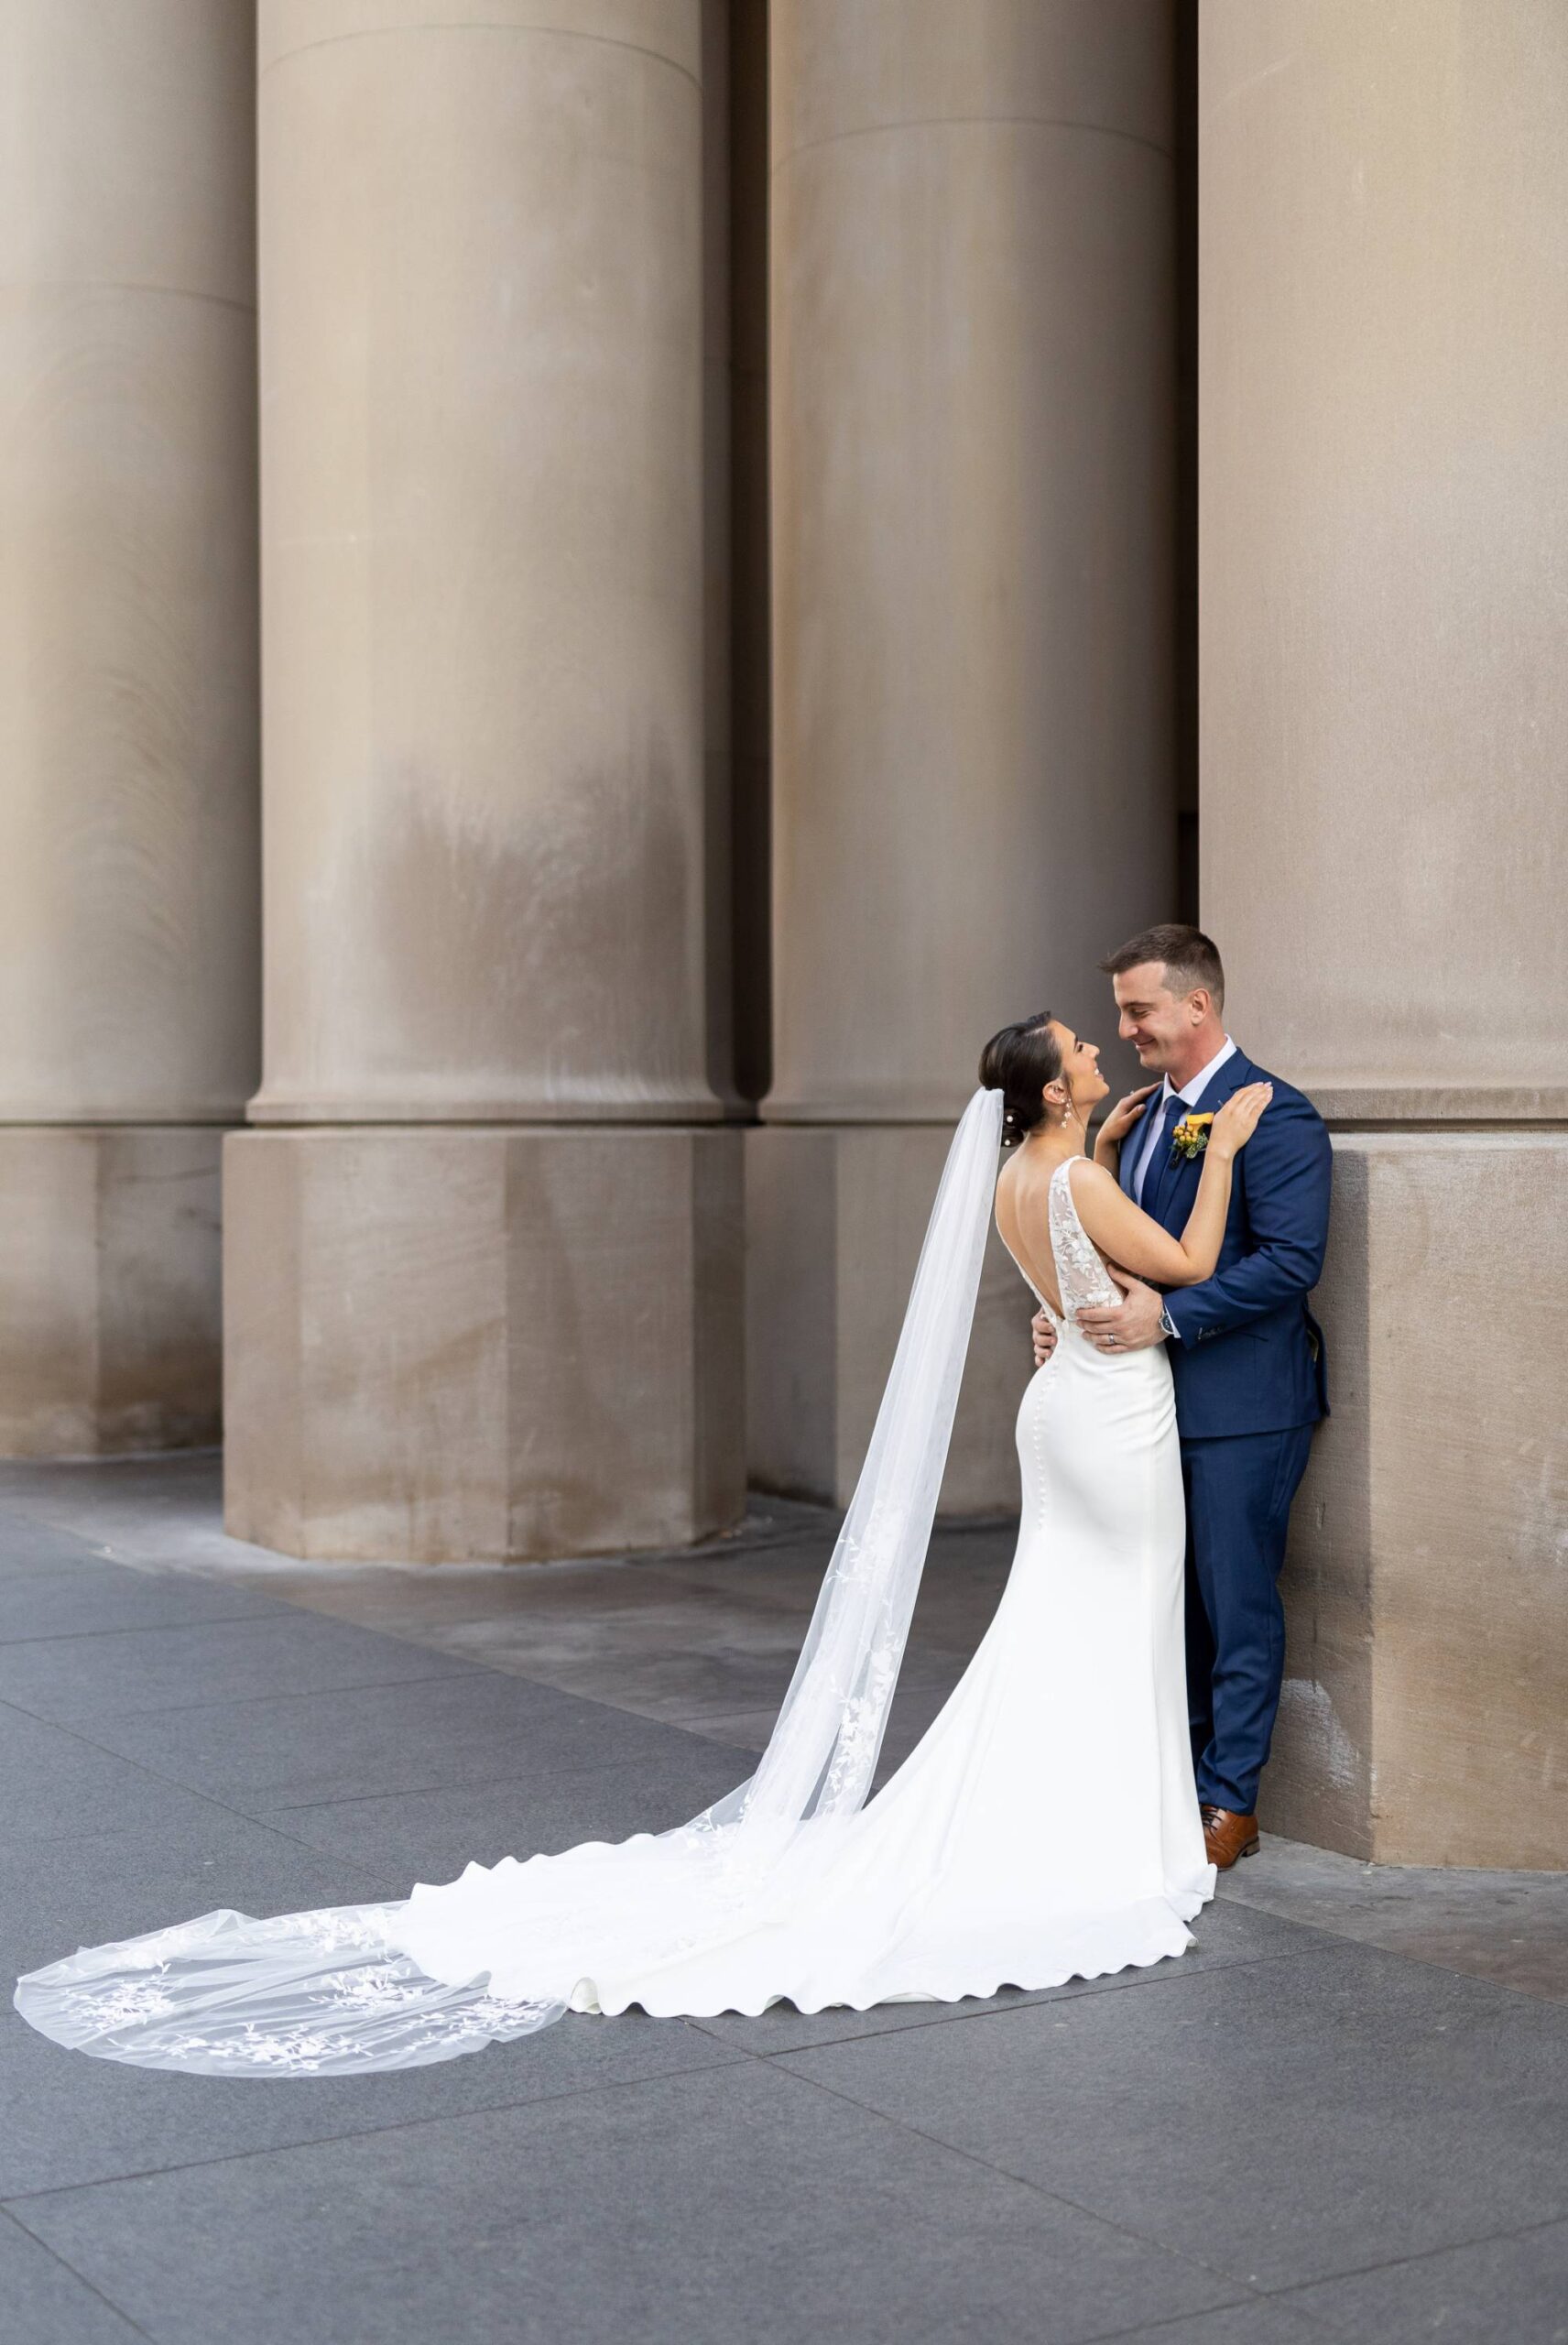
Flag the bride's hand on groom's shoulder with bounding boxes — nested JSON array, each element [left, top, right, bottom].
[[1210, 1082, 1274, 1160], [1098, 1084, 1159, 1148]]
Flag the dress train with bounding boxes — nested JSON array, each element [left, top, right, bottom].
[[14, 1099, 1213, 2075]]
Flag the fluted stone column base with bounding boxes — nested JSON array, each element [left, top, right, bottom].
[[746, 1126, 1032, 1516], [1264, 1131, 1568, 1871], [0, 1129, 223, 1456], [223, 1129, 744, 1563]]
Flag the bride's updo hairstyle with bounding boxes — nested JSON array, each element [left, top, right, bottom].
[[979, 1013, 1062, 1151]]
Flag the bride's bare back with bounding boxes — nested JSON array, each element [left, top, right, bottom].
[[993, 1145, 1074, 1317]]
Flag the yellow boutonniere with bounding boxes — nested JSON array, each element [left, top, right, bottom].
[[1171, 1111, 1214, 1161]]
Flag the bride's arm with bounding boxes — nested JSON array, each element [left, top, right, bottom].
[[1093, 1084, 1158, 1174], [1067, 1085, 1274, 1285]]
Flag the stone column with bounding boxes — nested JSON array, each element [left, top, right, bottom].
[[728, 0, 774, 1107], [752, 0, 1178, 1509], [226, 0, 743, 1561], [0, 3, 259, 1453], [1202, 0, 1568, 1866], [701, 0, 739, 1116]]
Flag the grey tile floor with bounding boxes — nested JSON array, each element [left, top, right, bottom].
[[0, 1456, 1564, 2345]]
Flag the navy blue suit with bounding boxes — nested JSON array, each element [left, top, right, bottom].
[[1121, 1048, 1333, 1816]]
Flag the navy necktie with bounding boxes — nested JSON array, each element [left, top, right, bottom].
[[1141, 1090, 1190, 1215]]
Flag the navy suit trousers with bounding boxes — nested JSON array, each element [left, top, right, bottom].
[[1181, 1423, 1314, 1816]]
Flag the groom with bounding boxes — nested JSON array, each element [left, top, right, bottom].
[[1032, 924, 1333, 1868]]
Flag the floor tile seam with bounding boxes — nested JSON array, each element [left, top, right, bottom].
[[757, 2060, 1265, 2305], [5, 1539, 584, 1663], [0, 1548, 249, 1582], [0, 1695, 427, 1871], [315, 1642, 811, 1729], [0, 1522, 207, 1576], [734, 1936, 1362, 2056], [1221, 1899, 1568, 2001], [0, 1510, 136, 1558], [447, 1680, 797, 1718], [78, 1552, 272, 1587], [0, 1796, 399, 1899], [651, 1577, 825, 1611], [1258, 2205, 1568, 2307], [0, 2202, 158, 2341], [1167, 1923, 1556, 2025], [0, 2034, 759, 2209], [0, 1658, 491, 1733], [158, 1802, 416, 1898], [250, 1707, 764, 1810], [504, 1517, 844, 1572], [1327, 1941, 1568, 2020], [1073, 2288, 1321, 2345], [0, 1604, 289, 1648], [906, 2161, 1568, 2323], [252, 1737, 757, 1821], [209, 1516, 835, 1590], [0, 1692, 213, 1767], [0, 1827, 394, 1910], [262, 1614, 805, 1660], [251, 1746, 749, 1824], [1210, 1898, 1392, 1957], [1279, 1931, 1568, 2010], [0, 1766, 402, 1865], [619, 1702, 794, 1733], [158, 1597, 800, 1751]]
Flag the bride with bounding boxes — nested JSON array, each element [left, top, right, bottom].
[[14, 1012, 1269, 2076]]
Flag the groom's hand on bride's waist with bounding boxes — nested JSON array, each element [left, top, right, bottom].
[[1031, 1270, 1167, 1360], [1030, 1306, 1058, 1367], [1078, 1270, 1168, 1354]]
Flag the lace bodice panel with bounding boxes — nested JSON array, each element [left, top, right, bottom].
[[1047, 1159, 1121, 1322]]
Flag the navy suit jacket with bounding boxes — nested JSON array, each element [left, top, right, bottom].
[[1121, 1047, 1333, 1441]]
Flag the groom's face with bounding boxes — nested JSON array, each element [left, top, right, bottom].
[[1113, 963, 1204, 1074]]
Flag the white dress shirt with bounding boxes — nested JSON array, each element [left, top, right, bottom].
[[1130, 1036, 1238, 1206]]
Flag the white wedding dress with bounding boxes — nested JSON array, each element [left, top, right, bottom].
[[15, 1092, 1214, 2076]]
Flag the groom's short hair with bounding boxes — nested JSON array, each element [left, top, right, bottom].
[[1100, 923, 1225, 1009]]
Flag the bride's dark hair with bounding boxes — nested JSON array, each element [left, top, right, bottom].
[[978, 1014, 1063, 1150]]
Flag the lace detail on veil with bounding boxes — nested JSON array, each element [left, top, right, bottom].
[[27, 1908, 560, 2077], [15, 1090, 1008, 2076]]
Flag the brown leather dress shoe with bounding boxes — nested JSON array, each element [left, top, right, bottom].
[[1201, 1805, 1259, 1868]]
